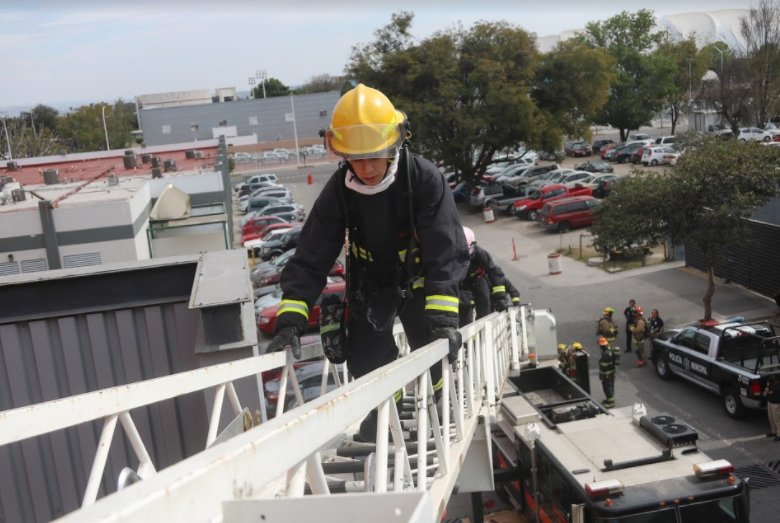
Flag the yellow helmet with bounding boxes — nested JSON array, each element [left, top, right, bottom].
[[604, 307, 615, 315], [557, 343, 568, 352], [572, 342, 583, 351], [326, 84, 406, 160]]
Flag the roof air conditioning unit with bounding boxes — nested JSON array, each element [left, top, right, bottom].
[[107, 173, 119, 186], [6, 161, 19, 171], [0, 176, 14, 187], [185, 150, 196, 159], [151, 156, 162, 168], [152, 167, 163, 179], [141, 154, 151, 164], [123, 155, 137, 169], [194, 151, 204, 158], [163, 159, 177, 173], [639, 413, 698, 448], [11, 188, 25, 202], [124, 150, 135, 156], [43, 169, 60, 185]]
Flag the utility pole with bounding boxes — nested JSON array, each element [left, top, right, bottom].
[[101, 105, 110, 151], [30, 111, 37, 140], [249, 77, 256, 99], [290, 93, 300, 167], [256, 69, 267, 99], [1, 114, 12, 161]]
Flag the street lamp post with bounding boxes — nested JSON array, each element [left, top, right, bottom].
[[1, 114, 12, 161], [249, 77, 256, 99], [713, 46, 724, 75], [256, 69, 267, 99], [101, 105, 110, 151]]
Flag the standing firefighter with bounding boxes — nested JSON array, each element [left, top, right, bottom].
[[631, 306, 648, 367], [597, 307, 619, 348], [267, 84, 469, 441], [563, 342, 585, 383], [598, 337, 620, 408], [458, 226, 512, 326], [557, 343, 569, 370]]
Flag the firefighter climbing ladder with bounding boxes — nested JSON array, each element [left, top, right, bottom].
[[0, 307, 538, 523]]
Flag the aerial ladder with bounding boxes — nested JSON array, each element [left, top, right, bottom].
[[0, 306, 557, 523]]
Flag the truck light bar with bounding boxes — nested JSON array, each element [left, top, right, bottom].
[[700, 319, 719, 328], [585, 479, 624, 498], [694, 459, 734, 479]]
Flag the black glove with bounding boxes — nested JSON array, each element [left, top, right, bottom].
[[493, 294, 511, 312], [267, 325, 303, 359], [430, 324, 463, 364]]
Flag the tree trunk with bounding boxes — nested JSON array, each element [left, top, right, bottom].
[[702, 247, 716, 321], [619, 129, 627, 143], [670, 104, 678, 136]]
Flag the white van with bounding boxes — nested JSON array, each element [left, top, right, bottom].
[[654, 136, 675, 146]]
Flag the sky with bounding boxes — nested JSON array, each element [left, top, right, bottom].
[[0, 0, 754, 113]]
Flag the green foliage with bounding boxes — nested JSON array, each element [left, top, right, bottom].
[[657, 35, 710, 134], [228, 157, 235, 172], [293, 74, 343, 95], [578, 10, 677, 142], [20, 104, 59, 132], [593, 135, 780, 319], [346, 13, 612, 188], [57, 100, 137, 153], [254, 78, 290, 98], [0, 116, 59, 158]]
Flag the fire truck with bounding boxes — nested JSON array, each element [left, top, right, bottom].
[[493, 365, 750, 523]]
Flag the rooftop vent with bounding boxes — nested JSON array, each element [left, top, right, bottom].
[[107, 173, 119, 186], [6, 162, 19, 171], [43, 169, 60, 185], [639, 413, 698, 448]]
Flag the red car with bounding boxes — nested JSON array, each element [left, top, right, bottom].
[[255, 260, 344, 288], [565, 141, 591, 157], [510, 184, 593, 221], [242, 216, 289, 236], [630, 147, 648, 164], [242, 222, 301, 245], [538, 195, 601, 232], [257, 280, 347, 335]]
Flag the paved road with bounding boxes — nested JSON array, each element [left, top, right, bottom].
[[233, 148, 780, 522]]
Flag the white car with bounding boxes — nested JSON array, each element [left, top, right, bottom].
[[234, 174, 278, 193], [553, 170, 594, 189], [531, 169, 573, 188], [273, 148, 290, 159], [763, 123, 780, 137], [642, 147, 671, 166], [243, 228, 293, 249], [628, 133, 652, 141], [579, 173, 619, 189], [493, 162, 536, 184], [738, 127, 773, 142]]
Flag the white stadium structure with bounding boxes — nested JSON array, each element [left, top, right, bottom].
[[537, 9, 749, 52]]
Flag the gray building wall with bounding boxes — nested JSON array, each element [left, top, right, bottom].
[[139, 91, 340, 146]]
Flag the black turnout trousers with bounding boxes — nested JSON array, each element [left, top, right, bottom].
[[346, 291, 443, 389]]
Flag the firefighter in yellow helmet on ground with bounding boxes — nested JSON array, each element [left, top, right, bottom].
[[598, 336, 620, 408], [268, 84, 469, 442]]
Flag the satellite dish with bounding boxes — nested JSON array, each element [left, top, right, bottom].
[[150, 183, 190, 220]]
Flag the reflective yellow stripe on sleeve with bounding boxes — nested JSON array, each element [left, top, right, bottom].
[[413, 277, 425, 290], [278, 299, 309, 320], [512, 297, 520, 304], [432, 378, 443, 392], [425, 295, 459, 314], [492, 286, 506, 294], [320, 323, 340, 334]]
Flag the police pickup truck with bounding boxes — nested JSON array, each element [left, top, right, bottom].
[[651, 320, 780, 419]]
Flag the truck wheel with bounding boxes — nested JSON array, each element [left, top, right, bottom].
[[527, 210, 539, 222], [655, 353, 672, 381], [722, 387, 747, 419]]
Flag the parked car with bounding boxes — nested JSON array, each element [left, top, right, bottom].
[[628, 133, 652, 141], [243, 196, 287, 214], [738, 127, 773, 142], [593, 176, 622, 199], [564, 141, 590, 157], [630, 146, 649, 164], [487, 185, 537, 214], [261, 152, 284, 164], [273, 148, 290, 160], [574, 161, 613, 174], [538, 195, 601, 232], [254, 227, 303, 260], [493, 162, 536, 184], [250, 248, 296, 285], [654, 136, 675, 146], [599, 143, 618, 159], [541, 170, 592, 189], [231, 152, 255, 162], [264, 361, 347, 414], [510, 184, 593, 221], [242, 222, 301, 246], [529, 168, 573, 189], [483, 157, 535, 181], [469, 184, 514, 207], [241, 203, 306, 226], [579, 173, 619, 190], [238, 181, 284, 198], [591, 139, 616, 155], [763, 122, 780, 137], [234, 173, 278, 193], [642, 146, 677, 166], [613, 143, 643, 164], [237, 184, 287, 203], [256, 259, 344, 289], [506, 163, 562, 187], [257, 279, 347, 335], [244, 228, 294, 255], [239, 190, 294, 212], [242, 215, 289, 236]]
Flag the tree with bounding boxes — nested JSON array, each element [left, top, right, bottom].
[[58, 100, 137, 153], [253, 78, 290, 98], [294, 74, 344, 94], [0, 116, 60, 158], [657, 35, 709, 135], [593, 135, 780, 320], [20, 104, 59, 133], [739, 0, 780, 125], [699, 50, 753, 133], [346, 13, 613, 189], [578, 10, 677, 142]]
